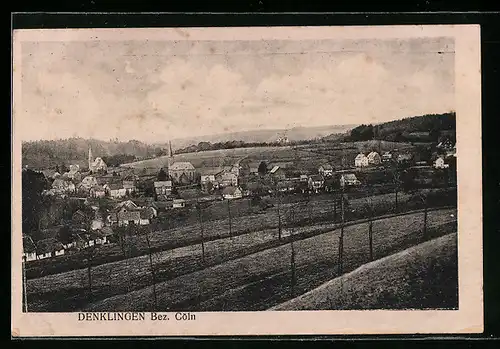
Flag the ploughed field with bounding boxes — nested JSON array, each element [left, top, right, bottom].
[[27, 208, 456, 312]]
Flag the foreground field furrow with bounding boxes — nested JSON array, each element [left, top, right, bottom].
[[83, 209, 456, 312]]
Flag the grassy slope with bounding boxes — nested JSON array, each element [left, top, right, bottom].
[[80, 209, 456, 312], [271, 232, 458, 310]]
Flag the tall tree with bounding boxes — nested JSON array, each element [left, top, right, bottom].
[[258, 161, 268, 175]]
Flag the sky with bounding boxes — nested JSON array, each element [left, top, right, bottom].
[[19, 37, 455, 143]]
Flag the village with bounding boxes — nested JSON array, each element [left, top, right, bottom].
[[22, 136, 457, 264]]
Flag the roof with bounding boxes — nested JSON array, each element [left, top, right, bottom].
[[320, 164, 333, 170], [91, 184, 106, 192], [140, 207, 155, 219], [154, 181, 172, 188], [107, 182, 124, 190], [309, 175, 323, 182], [300, 174, 309, 178], [173, 198, 186, 203], [201, 175, 216, 181], [114, 200, 139, 211], [222, 186, 241, 195], [397, 153, 413, 160], [23, 236, 36, 253], [117, 210, 141, 221], [367, 152, 380, 159], [355, 153, 367, 160], [36, 238, 64, 254], [169, 162, 195, 171], [99, 226, 114, 236], [270, 166, 281, 174], [342, 173, 358, 181]]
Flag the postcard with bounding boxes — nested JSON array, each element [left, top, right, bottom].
[[11, 24, 482, 337]]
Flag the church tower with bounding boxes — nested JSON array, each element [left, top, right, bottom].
[[168, 141, 174, 166], [88, 146, 93, 171]]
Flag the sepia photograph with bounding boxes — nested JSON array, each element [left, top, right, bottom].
[[11, 25, 482, 336]]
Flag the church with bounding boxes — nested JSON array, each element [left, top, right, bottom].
[[88, 146, 108, 174], [166, 141, 196, 185]]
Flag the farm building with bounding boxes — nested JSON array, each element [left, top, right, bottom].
[[154, 180, 172, 199], [172, 198, 186, 208], [397, 153, 414, 165], [354, 153, 369, 167], [367, 151, 381, 165], [51, 178, 76, 194], [308, 175, 324, 193], [217, 172, 239, 187], [22, 236, 37, 262], [222, 186, 243, 200], [105, 182, 127, 198], [382, 152, 393, 163], [434, 157, 450, 169], [269, 166, 286, 180], [340, 173, 361, 188], [168, 162, 196, 184], [89, 185, 106, 198], [318, 164, 334, 177]]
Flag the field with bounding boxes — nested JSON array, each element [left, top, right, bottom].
[[25, 188, 452, 279], [271, 232, 458, 310], [120, 141, 415, 172], [40, 208, 455, 312]]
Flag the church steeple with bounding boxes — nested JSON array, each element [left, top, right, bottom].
[[88, 146, 93, 171], [168, 141, 174, 166]]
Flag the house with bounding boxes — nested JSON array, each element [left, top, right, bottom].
[[105, 182, 127, 198], [51, 178, 76, 194], [354, 153, 369, 167], [172, 198, 186, 208], [218, 172, 239, 187], [299, 174, 309, 182], [434, 157, 450, 169], [151, 201, 171, 212], [108, 210, 141, 226], [88, 147, 108, 174], [269, 166, 286, 180], [308, 175, 324, 193], [381, 152, 393, 163], [154, 181, 172, 199], [123, 180, 136, 194], [222, 186, 243, 200], [80, 176, 98, 190], [168, 162, 196, 183], [318, 164, 334, 177], [22, 236, 37, 262], [340, 173, 361, 188], [36, 238, 65, 259], [397, 153, 414, 164], [114, 199, 140, 212], [72, 209, 91, 229], [437, 139, 455, 150], [367, 151, 381, 165], [91, 209, 105, 231], [89, 185, 106, 198]]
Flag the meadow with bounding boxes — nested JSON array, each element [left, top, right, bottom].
[[80, 208, 456, 312], [271, 232, 458, 310]]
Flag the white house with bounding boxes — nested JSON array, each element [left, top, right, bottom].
[[222, 186, 243, 200], [105, 183, 127, 198], [90, 185, 106, 198], [367, 151, 381, 165], [382, 152, 393, 163], [434, 157, 449, 169], [340, 173, 361, 187], [318, 164, 334, 177], [172, 198, 186, 208], [354, 153, 369, 167], [308, 175, 324, 193]]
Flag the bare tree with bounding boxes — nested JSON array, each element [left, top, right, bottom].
[[227, 199, 232, 238], [365, 194, 375, 261], [196, 201, 206, 264], [83, 245, 98, 303], [143, 226, 158, 309], [391, 166, 401, 213], [337, 187, 346, 275]]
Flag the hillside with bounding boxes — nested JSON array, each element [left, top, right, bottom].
[[21, 138, 168, 170], [271, 232, 458, 311], [165, 125, 357, 150], [324, 112, 456, 143]]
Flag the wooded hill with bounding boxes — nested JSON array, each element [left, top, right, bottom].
[[338, 112, 456, 143], [22, 138, 169, 170]]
